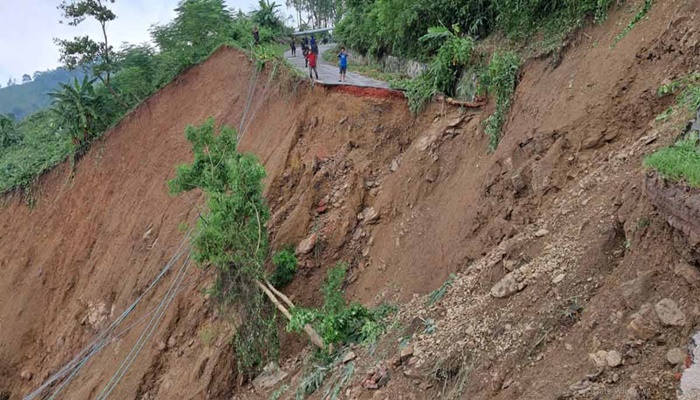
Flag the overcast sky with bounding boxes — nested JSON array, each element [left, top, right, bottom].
[[0, 0, 292, 85]]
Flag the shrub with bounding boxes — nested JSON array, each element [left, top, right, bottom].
[[288, 264, 389, 347], [270, 247, 298, 287], [482, 51, 521, 151], [403, 26, 476, 113]]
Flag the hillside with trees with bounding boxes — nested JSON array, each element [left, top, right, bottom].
[[0, 67, 83, 120], [3, 0, 700, 399]]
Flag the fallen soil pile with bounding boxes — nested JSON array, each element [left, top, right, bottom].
[[2, 0, 700, 398]]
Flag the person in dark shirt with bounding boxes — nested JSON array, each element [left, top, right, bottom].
[[302, 43, 309, 67], [290, 37, 297, 56], [252, 26, 260, 45]]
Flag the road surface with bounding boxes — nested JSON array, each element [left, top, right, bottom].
[[284, 44, 390, 89]]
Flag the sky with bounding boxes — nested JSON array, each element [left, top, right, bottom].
[[0, 0, 292, 85]]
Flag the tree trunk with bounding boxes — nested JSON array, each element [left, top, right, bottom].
[[255, 280, 325, 350], [97, 75, 130, 111]]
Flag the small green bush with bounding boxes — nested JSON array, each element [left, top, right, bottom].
[[270, 247, 297, 288], [403, 26, 475, 114], [482, 51, 521, 151], [287, 264, 389, 347]]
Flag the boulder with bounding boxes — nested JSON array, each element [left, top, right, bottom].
[[296, 233, 318, 256], [627, 303, 661, 340], [655, 298, 686, 327], [491, 273, 522, 298], [253, 362, 288, 391], [674, 261, 700, 284], [620, 273, 653, 310]]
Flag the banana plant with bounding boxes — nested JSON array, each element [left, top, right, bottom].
[[49, 76, 105, 148]]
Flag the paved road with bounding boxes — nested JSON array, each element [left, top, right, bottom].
[[284, 44, 390, 89]]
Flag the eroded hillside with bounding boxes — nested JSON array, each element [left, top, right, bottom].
[[2, 0, 700, 399]]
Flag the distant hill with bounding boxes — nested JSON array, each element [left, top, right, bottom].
[[0, 68, 83, 120]]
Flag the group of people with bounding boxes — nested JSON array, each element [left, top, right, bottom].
[[289, 36, 349, 82]]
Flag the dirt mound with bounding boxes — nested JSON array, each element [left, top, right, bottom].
[[2, 0, 700, 397]]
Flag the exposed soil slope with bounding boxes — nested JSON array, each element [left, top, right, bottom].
[[1, 0, 700, 398]]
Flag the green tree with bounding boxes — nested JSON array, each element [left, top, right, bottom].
[[253, 0, 283, 30], [152, 0, 234, 60], [55, 0, 129, 109], [0, 115, 22, 149]]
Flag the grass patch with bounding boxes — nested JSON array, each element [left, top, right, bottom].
[[644, 138, 700, 187], [644, 73, 700, 186]]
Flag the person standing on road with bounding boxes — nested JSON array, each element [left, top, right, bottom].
[[302, 42, 309, 67], [290, 37, 297, 56], [338, 47, 348, 82], [306, 50, 319, 80], [309, 36, 319, 55]]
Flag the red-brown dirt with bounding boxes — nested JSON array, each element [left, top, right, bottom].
[[2, 0, 700, 398]]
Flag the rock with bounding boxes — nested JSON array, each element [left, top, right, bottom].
[[419, 381, 433, 390], [620, 273, 653, 310], [252, 362, 288, 391], [655, 298, 686, 327], [626, 385, 641, 400], [490, 273, 523, 298], [674, 261, 700, 284], [363, 363, 390, 390], [503, 258, 517, 272], [627, 303, 661, 340], [167, 337, 176, 349], [157, 340, 167, 351], [606, 350, 623, 367], [343, 351, 357, 363], [296, 233, 318, 255], [339, 116, 348, 125], [565, 343, 574, 351], [590, 350, 609, 368], [362, 207, 380, 224], [400, 344, 414, 362], [534, 229, 549, 238], [552, 273, 566, 284], [390, 159, 399, 172], [20, 370, 33, 380], [666, 347, 686, 365]]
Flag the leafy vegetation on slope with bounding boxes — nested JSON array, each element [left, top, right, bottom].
[[288, 264, 388, 347], [645, 73, 700, 186], [482, 51, 521, 150], [334, 0, 614, 60], [270, 247, 298, 288]]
